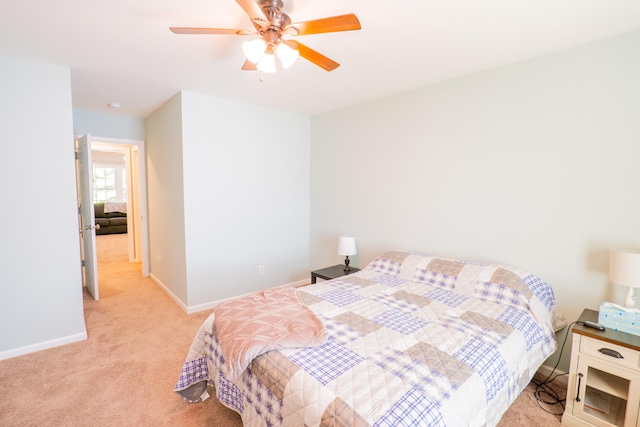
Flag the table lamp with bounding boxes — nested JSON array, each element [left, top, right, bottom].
[[610, 248, 640, 307], [337, 236, 357, 272]]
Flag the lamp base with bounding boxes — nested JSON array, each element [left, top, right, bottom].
[[624, 286, 637, 308], [343, 256, 351, 272]]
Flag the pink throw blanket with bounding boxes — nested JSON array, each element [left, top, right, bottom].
[[214, 287, 328, 381]]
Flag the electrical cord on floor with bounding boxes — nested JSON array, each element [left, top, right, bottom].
[[530, 321, 578, 416]]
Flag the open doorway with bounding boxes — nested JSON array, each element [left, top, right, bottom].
[[92, 141, 139, 262], [76, 135, 149, 301]]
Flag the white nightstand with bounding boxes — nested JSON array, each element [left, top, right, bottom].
[[562, 309, 640, 427]]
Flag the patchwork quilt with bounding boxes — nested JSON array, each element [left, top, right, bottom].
[[175, 251, 563, 426]]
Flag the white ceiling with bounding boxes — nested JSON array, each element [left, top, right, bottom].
[[2, 0, 640, 119]]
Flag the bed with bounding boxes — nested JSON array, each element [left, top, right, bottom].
[[175, 250, 565, 426]]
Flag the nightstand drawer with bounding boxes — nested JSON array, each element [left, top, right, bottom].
[[580, 336, 640, 370]]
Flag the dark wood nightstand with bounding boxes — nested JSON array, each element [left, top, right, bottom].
[[311, 264, 360, 284]]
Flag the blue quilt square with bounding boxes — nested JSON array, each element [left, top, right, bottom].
[[370, 274, 406, 287], [454, 337, 507, 401], [373, 386, 444, 427], [523, 274, 555, 312], [289, 340, 364, 385], [175, 356, 209, 390], [218, 372, 244, 413], [423, 287, 468, 307], [497, 306, 544, 350], [318, 288, 364, 307], [373, 308, 430, 334]]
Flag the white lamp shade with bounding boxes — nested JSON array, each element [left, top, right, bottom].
[[242, 39, 266, 64], [256, 52, 276, 74], [610, 249, 640, 287], [337, 236, 357, 256], [276, 42, 299, 69], [610, 249, 640, 307]]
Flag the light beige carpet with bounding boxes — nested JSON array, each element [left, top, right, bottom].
[[0, 233, 565, 426]]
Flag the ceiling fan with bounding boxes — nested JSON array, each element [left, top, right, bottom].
[[170, 0, 361, 73]]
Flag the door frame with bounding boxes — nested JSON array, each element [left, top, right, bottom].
[[78, 135, 150, 277]]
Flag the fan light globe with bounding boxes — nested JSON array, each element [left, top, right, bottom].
[[242, 39, 266, 64], [276, 43, 299, 69], [257, 53, 276, 74]]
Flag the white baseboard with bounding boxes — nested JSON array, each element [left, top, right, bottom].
[[149, 274, 310, 314], [149, 273, 189, 312], [0, 332, 87, 361]]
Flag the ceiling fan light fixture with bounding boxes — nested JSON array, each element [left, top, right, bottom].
[[275, 42, 299, 69], [256, 52, 277, 74], [171, 1, 361, 73], [242, 38, 267, 64]]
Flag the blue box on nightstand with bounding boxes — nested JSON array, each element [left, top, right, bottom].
[[598, 302, 640, 337]]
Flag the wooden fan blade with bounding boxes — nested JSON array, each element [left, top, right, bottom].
[[170, 27, 254, 35], [241, 60, 257, 71], [236, 0, 270, 30], [286, 14, 361, 36], [283, 40, 340, 72]]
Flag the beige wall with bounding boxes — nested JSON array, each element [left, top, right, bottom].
[[180, 91, 311, 307], [0, 54, 86, 358], [145, 93, 189, 304], [146, 91, 311, 311], [310, 30, 640, 370]]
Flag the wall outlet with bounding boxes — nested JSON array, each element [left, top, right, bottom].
[[258, 265, 264, 275]]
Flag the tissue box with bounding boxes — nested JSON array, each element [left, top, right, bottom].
[[598, 302, 640, 337]]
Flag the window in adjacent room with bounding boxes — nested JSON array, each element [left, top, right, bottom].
[[93, 165, 127, 202]]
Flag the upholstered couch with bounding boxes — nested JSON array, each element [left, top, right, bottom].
[[94, 202, 127, 235]]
